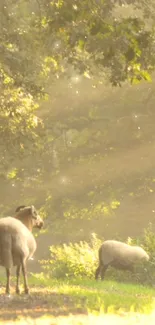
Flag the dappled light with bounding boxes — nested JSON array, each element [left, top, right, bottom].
[[1, 0, 155, 324]]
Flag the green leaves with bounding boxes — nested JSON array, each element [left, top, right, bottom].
[[1, 0, 155, 94], [7, 168, 18, 180], [39, 233, 102, 279], [0, 0, 155, 240]]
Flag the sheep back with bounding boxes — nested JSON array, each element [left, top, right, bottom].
[[0, 217, 37, 268], [100, 240, 149, 267]]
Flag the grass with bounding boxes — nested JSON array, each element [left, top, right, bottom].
[[30, 275, 155, 313], [0, 274, 155, 324]]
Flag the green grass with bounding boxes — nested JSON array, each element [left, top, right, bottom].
[[29, 274, 155, 313], [0, 274, 155, 324]]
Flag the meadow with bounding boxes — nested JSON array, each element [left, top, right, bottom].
[[0, 275, 155, 325]]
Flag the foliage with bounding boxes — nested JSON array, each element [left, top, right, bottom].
[[0, 0, 155, 167], [0, 0, 46, 170], [39, 233, 101, 279], [35, 0, 155, 85], [0, 83, 42, 171], [0, 0, 45, 95], [1, 0, 155, 94], [39, 225, 155, 284], [1, 0, 155, 261]]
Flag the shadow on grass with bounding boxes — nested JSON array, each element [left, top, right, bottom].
[[0, 278, 155, 321], [0, 288, 87, 321]]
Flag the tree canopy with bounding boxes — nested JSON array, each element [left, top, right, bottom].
[[0, 0, 155, 163], [1, 0, 155, 91]]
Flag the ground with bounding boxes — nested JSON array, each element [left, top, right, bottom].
[[0, 276, 155, 324]]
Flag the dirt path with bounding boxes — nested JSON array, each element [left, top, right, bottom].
[[0, 287, 86, 321]]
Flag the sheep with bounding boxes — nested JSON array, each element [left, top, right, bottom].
[[0, 205, 44, 295], [95, 240, 149, 280]]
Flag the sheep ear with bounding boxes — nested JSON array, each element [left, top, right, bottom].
[[15, 205, 26, 213], [30, 205, 38, 219], [31, 205, 35, 213]]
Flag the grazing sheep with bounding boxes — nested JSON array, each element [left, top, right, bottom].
[[0, 205, 44, 295], [95, 240, 149, 280]]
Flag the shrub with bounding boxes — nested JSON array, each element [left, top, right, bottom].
[[39, 224, 155, 284], [39, 233, 102, 279]]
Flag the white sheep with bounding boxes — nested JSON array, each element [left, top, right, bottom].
[[0, 205, 44, 295], [95, 240, 149, 280]]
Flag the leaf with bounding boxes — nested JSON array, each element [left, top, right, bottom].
[[7, 168, 18, 179], [78, 39, 85, 50]]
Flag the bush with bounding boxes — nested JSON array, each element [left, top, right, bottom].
[[39, 233, 102, 279], [39, 224, 155, 284]]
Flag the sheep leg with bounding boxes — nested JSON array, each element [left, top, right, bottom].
[[95, 264, 101, 280], [16, 265, 21, 294], [21, 260, 29, 294], [6, 268, 11, 295], [95, 264, 108, 280], [101, 265, 108, 280]]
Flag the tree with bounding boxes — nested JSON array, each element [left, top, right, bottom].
[[1, 0, 155, 92], [35, 0, 155, 85], [1, 0, 155, 246]]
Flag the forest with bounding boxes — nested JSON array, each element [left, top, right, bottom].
[[1, 1, 155, 324]]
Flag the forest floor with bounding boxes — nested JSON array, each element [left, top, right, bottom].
[[0, 276, 155, 324]]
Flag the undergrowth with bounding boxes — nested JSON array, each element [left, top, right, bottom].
[[39, 223, 155, 285]]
